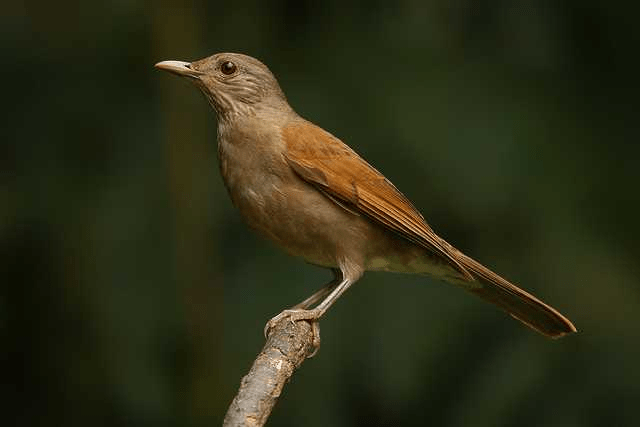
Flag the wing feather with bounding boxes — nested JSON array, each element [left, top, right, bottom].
[[282, 121, 473, 280]]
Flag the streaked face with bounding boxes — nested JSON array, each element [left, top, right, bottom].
[[156, 53, 282, 116]]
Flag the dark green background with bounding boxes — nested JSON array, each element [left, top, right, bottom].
[[3, 1, 639, 426]]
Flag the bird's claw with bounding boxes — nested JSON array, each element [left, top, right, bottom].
[[263, 309, 322, 358]]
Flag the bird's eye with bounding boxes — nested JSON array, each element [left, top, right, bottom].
[[220, 61, 237, 75]]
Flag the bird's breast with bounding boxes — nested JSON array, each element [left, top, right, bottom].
[[216, 129, 363, 268], [217, 134, 285, 222]]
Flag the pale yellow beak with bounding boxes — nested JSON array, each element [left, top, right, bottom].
[[154, 60, 203, 79]]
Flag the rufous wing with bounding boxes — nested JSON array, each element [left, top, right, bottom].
[[282, 120, 473, 281]]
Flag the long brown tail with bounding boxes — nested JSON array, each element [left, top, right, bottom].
[[456, 252, 576, 338]]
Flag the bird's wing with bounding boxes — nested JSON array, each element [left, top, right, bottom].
[[282, 120, 473, 281]]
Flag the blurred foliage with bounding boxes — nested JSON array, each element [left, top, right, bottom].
[[2, 1, 640, 426]]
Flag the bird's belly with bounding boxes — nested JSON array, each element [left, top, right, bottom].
[[363, 228, 467, 281], [367, 252, 454, 277], [228, 173, 467, 280], [228, 175, 359, 268]]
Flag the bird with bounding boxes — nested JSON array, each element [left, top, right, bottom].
[[155, 52, 576, 345]]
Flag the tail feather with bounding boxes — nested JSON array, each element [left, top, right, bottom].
[[457, 253, 576, 338]]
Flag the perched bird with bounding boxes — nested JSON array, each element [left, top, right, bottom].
[[155, 53, 576, 343]]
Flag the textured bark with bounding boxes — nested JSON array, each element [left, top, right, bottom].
[[222, 319, 317, 426]]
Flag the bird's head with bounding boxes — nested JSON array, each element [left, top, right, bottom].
[[155, 52, 290, 118]]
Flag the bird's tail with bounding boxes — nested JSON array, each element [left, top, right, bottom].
[[455, 252, 576, 338]]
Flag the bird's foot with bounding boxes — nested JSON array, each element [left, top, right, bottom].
[[264, 309, 322, 357]]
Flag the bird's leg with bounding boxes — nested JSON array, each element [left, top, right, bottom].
[[265, 277, 353, 324], [290, 277, 340, 310], [264, 269, 358, 357], [263, 271, 339, 355], [263, 271, 339, 330]]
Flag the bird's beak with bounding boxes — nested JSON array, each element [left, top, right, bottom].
[[154, 60, 203, 79]]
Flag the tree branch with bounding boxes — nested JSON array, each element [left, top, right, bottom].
[[223, 319, 317, 427]]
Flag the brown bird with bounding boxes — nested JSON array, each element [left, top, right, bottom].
[[155, 53, 576, 342]]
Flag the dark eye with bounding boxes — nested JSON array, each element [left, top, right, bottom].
[[220, 61, 237, 75]]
